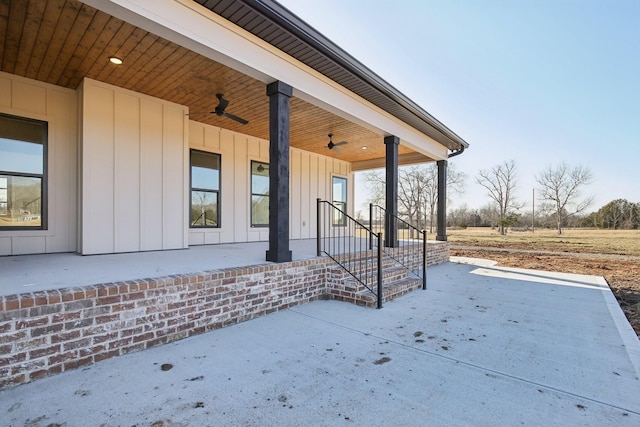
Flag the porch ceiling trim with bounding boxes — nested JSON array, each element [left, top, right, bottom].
[[351, 153, 432, 172]]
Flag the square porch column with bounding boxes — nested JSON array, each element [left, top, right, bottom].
[[385, 135, 399, 247], [266, 81, 293, 262], [436, 159, 447, 241]]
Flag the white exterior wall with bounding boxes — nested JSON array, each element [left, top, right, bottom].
[[0, 72, 352, 255], [189, 121, 352, 245], [0, 72, 77, 256], [79, 78, 189, 255]]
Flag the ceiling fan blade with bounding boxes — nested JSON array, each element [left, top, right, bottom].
[[224, 112, 249, 125], [186, 111, 216, 115], [328, 140, 348, 150]]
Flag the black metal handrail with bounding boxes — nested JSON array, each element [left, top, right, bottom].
[[317, 199, 383, 309], [369, 204, 385, 249], [369, 204, 427, 290]]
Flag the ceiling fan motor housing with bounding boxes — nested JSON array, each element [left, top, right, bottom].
[[215, 94, 230, 116], [327, 133, 347, 150]]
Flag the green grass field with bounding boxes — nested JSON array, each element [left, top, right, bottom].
[[446, 227, 640, 257]]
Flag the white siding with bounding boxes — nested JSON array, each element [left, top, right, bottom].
[[0, 72, 77, 256], [82, 83, 115, 254], [140, 100, 164, 251], [79, 78, 188, 255], [0, 73, 353, 255], [219, 129, 235, 243], [188, 121, 352, 246], [162, 104, 188, 249], [299, 151, 311, 239], [233, 134, 249, 242], [114, 92, 141, 252], [290, 150, 301, 239]]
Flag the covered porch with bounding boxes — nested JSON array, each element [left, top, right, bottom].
[[0, 0, 467, 260], [0, 237, 450, 388], [0, 0, 464, 389], [0, 238, 450, 297]]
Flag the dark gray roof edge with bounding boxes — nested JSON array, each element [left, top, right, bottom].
[[241, 0, 469, 150]]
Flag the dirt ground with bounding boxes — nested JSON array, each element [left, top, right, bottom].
[[450, 247, 640, 339]]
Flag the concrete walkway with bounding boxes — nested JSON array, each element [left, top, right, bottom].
[[2, 259, 639, 426]]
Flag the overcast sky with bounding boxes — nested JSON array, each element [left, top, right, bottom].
[[277, 0, 639, 214]]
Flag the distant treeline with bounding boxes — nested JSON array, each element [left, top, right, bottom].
[[581, 199, 640, 230], [447, 199, 639, 230]]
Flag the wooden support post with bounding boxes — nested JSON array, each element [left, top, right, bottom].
[[384, 135, 399, 248], [266, 81, 293, 262]]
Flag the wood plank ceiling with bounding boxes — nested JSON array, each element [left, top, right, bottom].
[[0, 0, 425, 164]]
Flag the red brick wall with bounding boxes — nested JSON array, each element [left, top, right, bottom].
[[0, 242, 449, 389], [0, 259, 327, 388], [428, 240, 450, 266]]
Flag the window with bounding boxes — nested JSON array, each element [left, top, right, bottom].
[[251, 161, 269, 227], [190, 150, 220, 227], [332, 176, 347, 226], [0, 113, 47, 230]]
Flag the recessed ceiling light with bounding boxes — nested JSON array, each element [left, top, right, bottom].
[[361, 146, 368, 150], [109, 57, 123, 65]]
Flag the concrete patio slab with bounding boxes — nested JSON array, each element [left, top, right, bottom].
[[0, 240, 320, 296], [2, 259, 639, 426]]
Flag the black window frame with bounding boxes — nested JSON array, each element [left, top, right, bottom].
[[190, 149, 221, 228], [0, 113, 48, 231], [250, 160, 270, 228], [332, 175, 347, 227]]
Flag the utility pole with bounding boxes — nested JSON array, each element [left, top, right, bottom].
[[532, 188, 535, 233]]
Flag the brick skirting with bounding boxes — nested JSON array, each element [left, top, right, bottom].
[[0, 241, 449, 389]]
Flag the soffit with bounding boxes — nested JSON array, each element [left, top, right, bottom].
[[195, 0, 468, 151], [0, 0, 427, 164]]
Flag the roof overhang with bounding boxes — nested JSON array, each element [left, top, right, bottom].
[[208, 0, 469, 153], [2, 0, 467, 166]]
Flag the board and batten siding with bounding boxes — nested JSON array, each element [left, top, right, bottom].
[[79, 78, 189, 255], [0, 72, 352, 256], [188, 120, 353, 245], [0, 72, 78, 256]]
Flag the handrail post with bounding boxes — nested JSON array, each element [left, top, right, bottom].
[[377, 232, 383, 309], [316, 198, 322, 256], [369, 203, 373, 250], [422, 230, 427, 290]]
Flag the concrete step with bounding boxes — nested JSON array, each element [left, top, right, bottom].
[[325, 250, 425, 308], [342, 265, 410, 288], [329, 254, 396, 271], [327, 259, 398, 283], [355, 277, 424, 307]]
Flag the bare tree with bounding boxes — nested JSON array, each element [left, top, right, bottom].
[[535, 162, 593, 234], [628, 203, 640, 230], [479, 203, 500, 228], [476, 159, 522, 235], [397, 165, 424, 229], [421, 164, 465, 233], [448, 204, 472, 228], [361, 162, 465, 233], [361, 170, 385, 207], [602, 199, 628, 230]]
